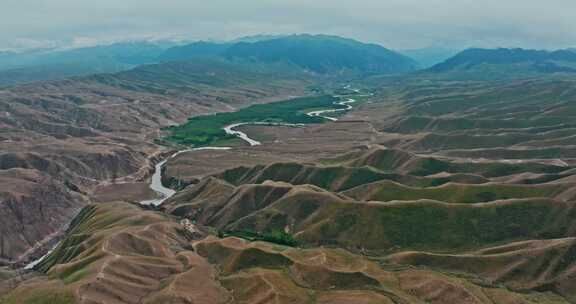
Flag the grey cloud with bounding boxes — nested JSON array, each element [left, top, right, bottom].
[[1, 0, 575, 50]]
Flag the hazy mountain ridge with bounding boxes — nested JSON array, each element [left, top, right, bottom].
[[0, 41, 179, 85], [160, 34, 418, 75], [0, 41, 177, 70], [159, 41, 232, 62], [0, 35, 417, 85], [225, 34, 419, 74], [426, 47, 576, 79], [4, 37, 576, 87]]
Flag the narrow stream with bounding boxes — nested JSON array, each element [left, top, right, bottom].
[[306, 97, 356, 121], [24, 243, 58, 270], [224, 123, 263, 146]]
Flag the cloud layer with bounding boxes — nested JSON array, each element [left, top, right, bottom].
[[2, 0, 575, 50]]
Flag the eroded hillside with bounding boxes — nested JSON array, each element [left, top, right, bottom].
[[0, 59, 312, 265]]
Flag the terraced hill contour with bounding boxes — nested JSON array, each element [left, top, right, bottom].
[[4, 203, 569, 304]]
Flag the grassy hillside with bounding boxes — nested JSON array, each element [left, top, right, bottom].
[[343, 180, 571, 203], [165, 173, 576, 253], [327, 148, 567, 178], [217, 161, 489, 192], [3, 202, 566, 304]]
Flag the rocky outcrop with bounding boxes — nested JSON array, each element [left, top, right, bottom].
[[0, 169, 87, 265]]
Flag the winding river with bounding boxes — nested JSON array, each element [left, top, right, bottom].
[[24, 88, 365, 270], [140, 88, 364, 206], [139, 147, 231, 206]]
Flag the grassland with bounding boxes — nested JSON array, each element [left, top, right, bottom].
[[342, 180, 569, 203], [165, 95, 338, 146]]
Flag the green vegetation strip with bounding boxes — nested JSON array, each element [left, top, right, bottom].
[[165, 95, 339, 146], [218, 229, 298, 247]]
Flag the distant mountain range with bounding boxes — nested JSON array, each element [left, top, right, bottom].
[[159, 41, 231, 61], [3, 35, 576, 86], [0, 35, 418, 85], [229, 34, 287, 43], [0, 41, 179, 86], [426, 48, 576, 79], [160, 34, 419, 75], [0, 41, 178, 70]]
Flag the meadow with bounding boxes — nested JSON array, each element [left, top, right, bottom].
[[165, 95, 339, 146]]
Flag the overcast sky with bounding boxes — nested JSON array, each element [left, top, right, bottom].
[[2, 0, 575, 51]]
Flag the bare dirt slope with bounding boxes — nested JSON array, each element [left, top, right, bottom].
[[0, 60, 311, 265]]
